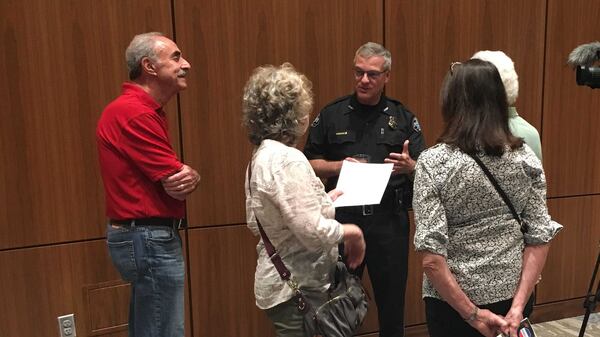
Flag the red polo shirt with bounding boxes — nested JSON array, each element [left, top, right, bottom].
[[96, 82, 184, 219]]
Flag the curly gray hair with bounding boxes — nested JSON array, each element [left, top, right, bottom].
[[242, 63, 313, 146], [125, 32, 164, 80]]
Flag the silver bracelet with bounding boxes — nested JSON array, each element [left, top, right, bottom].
[[464, 306, 479, 322]]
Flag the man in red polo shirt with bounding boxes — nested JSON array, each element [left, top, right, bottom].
[[96, 32, 199, 337]]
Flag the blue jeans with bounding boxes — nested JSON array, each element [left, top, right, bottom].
[[107, 224, 185, 337]]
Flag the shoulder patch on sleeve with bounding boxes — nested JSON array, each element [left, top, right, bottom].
[[412, 117, 422, 133], [311, 114, 320, 127]]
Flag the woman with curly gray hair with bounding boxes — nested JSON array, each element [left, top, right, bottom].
[[243, 63, 366, 336]]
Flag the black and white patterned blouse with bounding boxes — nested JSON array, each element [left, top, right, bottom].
[[413, 143, 562, 305]]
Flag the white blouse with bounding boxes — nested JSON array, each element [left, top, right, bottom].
[[245, 139, 344, 309]]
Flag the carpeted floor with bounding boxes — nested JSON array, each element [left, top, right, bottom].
[[532, 313, 600, 336]]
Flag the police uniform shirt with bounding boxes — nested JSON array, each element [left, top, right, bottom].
[[304, 94, 426, 196]]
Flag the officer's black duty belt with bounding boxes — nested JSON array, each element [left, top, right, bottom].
[[338, 203, 395, 216], [110, 217, 186, 229]]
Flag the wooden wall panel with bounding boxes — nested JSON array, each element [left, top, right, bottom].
[[83, 280, 129, 335], [405, 324, 429, 337], [175, 0, 384, 226], [405, 211, 426, 326], [0, 0, 175, 249], [0, 240, 124, 337], [356, 270, 380, 334], [531, 298, 599, 325], [385, 0, 546, 148], [542, 0, 600, 197], [0, 231, 193, 337], [2, 1, 600, 337], [187, 225, 274, 337], [187, 225, 383, 336], [536, 196, 600, 304]]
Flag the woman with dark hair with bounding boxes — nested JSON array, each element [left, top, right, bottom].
[[413, 59, 562, 337], [243, 63, 366, 336]]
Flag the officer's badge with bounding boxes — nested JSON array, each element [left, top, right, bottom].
[[412, 117, 422, 133], [388, 116, 398, 129], [311, 114, 320, 127]]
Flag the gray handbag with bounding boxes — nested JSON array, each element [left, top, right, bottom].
[[300, 260, 369, 337], [247, 162, 368, 337]]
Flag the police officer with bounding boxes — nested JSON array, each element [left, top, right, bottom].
[[304, 42, 425, 337]]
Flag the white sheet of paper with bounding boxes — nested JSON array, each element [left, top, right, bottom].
[[333, 161, 393, 207]]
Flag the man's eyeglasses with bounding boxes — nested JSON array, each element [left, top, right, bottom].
[[354, 69, 387, 80]]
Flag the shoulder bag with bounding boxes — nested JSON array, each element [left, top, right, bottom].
[[247, 161, 368, 337], [468, 153, 527, 233]]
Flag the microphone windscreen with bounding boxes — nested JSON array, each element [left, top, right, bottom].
[[568, 41, 600, 67]]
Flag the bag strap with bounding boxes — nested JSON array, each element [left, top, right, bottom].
[[246, 160, 292, 280], [246, 157, 311, 312], [468, 153, 526, 234]]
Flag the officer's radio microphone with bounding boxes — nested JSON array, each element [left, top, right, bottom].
[[567, 41, 600, 89]]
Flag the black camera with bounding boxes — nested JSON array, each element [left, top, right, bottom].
[[576, 66, 600, 88], [568, 41, 600, 89]]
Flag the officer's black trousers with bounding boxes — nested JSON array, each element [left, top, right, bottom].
[[338, 209, 409, 337]]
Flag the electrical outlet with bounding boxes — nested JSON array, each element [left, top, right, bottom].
[[57, 314, 76, 337]]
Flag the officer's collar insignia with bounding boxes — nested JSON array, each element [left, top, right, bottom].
[[348, 105, 355, 110], [383, 107, 389, 112], [311, 115, 320, 127], [388, 116, 398, 129], [413, 117, 422, 133]]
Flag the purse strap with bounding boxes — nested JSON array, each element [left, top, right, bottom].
[[246, 157, 310, 312], [468, 153, 526, 234], [246, 160, 291, 280]]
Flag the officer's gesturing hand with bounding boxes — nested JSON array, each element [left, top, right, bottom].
[[384, 140, 415, 175]]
